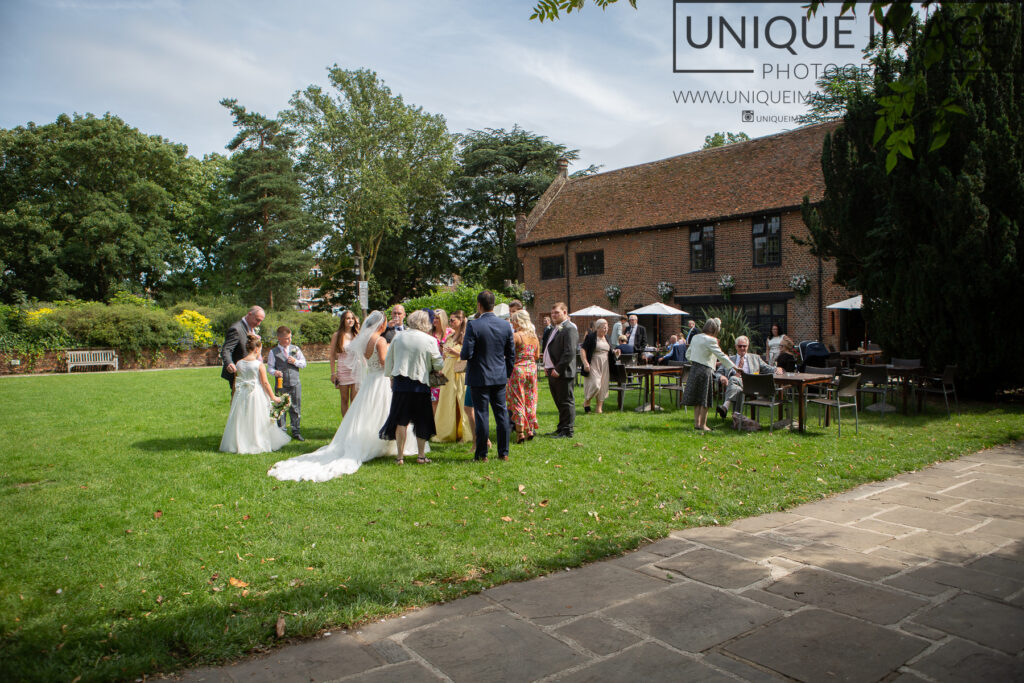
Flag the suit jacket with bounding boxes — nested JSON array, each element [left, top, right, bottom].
[[624, 324, 647, 350], [684, 326, 699, 345], [545, 320, 579, 378], [716, 352, 775, 381], [461, 312, 515, 386], [660, 342, 688, 363], [383, 325, 404, 343], [220, 318, 250, 381], [540, 325, 555, 353]]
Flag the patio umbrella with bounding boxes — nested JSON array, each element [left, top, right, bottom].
[[825, 294, 862, 310], [570, 305, 620, 318], [826, 294, 866, 347], [628, 302, 689, 316], [628, 302, 690, 346]]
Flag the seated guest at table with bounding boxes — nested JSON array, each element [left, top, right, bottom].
[[715, 335, 784, 420], [658, 334, 687, 363], [615, 334, 634, 356], [776, 336, 798, 373], [681, 318, 735, 432], [766, 323, 785, 364]]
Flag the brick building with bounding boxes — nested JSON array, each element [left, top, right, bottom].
[[515, 121, 855, 350]]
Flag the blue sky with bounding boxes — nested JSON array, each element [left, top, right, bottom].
[[0, 1, 876, 172]]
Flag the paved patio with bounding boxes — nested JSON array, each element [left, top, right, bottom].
[[180, 441, 1024, 682]]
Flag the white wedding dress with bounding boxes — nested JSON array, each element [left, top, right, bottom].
[[220, 359, 291, 454], [267, 353, 426, 481]]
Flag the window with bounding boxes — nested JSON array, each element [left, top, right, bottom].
[[540, 255, 565, 280], [741, 300, 788, 344], [689, 225, 715, 272], [576, 250, 604, 276], [752, 214, 781, 266]]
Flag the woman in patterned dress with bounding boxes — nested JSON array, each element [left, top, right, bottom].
[[507, 310, 540, 443]]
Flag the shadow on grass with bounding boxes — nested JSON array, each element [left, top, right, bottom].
[[133, 428, 341, 453]]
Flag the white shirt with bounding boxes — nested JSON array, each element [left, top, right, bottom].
[[627, 325, 638, 346]]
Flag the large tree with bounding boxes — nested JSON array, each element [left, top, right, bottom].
[[220, 100, 320, 310], [0, 113, 193, 302], [451, 126, 597, 289], [802, 2, 1023, 395], [286, 67, 455, 302]]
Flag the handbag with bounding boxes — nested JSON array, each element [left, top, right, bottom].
[[428, 370, 449, 387], [453, 360, 468, 374]]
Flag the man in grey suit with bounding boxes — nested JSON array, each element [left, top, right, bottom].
[[543, 302, 579, 438], [461, 290, 515, 461], [715, 335, 784, 419], [221, 306, 265, 396]]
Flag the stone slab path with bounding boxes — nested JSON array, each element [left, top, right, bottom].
[[180, 442, 1024, 682]]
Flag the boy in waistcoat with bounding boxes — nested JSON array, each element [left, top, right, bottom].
[[267, 326, 307, 441]]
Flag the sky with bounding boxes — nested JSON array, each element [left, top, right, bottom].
[[0, 1, 878, 173]]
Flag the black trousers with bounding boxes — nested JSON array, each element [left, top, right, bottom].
[[548, 375, 576, 435], [470, 384, 510, 459]]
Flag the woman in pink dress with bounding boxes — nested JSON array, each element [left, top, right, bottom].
[[329, 310, 360, 416], [507, 310, 540, 443], [430, 309, 449, 414]]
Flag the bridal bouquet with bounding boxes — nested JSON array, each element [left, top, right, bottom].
[[270, 393, 292, 421]]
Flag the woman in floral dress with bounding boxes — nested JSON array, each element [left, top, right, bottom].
[[507, 310, 540, 443]]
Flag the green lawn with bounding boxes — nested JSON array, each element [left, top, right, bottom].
[[1, 364, 1021, 681]]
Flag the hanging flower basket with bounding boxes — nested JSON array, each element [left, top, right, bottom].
[[656, 281, 675, 302], [604, 284, 621, 305], [717, 274, 735, 300], [788, 273, 811, 298], [521, 289, 535, 305]]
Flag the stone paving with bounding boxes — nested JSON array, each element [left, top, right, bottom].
[[180, 442, 1024, 682]]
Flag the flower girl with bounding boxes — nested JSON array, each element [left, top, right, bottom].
[[220, 333, 291, 454]]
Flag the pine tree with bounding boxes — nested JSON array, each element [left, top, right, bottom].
[[220, 100, 320, 310], [802, 3, 1024, 395]]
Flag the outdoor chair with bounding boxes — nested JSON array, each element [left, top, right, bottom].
[[802, 365, 837, 409], [918, 365, 959, 417], [618, 352, 635, 367], [608, 361, 645, 411], [855, 363, 892, 416], [658, 361, 689, 409], [808, 373, 862, 436], [891, 357, 922, 367], [740, 371, 788, 432]]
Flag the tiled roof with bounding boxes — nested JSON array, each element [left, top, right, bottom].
[[520, 121, 841, 245]]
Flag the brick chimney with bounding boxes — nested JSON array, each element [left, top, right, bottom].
[[515, 212, 528, 241], [556, 157, 569, 178]]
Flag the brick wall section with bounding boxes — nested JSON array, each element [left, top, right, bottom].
[[519, 210, 851, 348], [0, 344, 334, 376]]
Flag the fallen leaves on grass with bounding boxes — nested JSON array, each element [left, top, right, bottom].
[[154, 510, 162, 519], [275, 616, 286, 638], [500, 516, 512, 522], [228, 577, 248, 588]]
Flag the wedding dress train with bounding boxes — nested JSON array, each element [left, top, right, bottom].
[[267, 354, 425, 481]]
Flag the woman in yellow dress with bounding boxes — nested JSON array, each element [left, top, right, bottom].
[[432, 310, 468, 442]]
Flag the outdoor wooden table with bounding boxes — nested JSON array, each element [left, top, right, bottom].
[[624, 364, 686, 412], [774, 372, 835, 432], [839, 349, 882, 366], [887, 364, 924, 414]]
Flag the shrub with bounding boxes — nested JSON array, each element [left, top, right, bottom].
[[0, 305, 74, 353], [403, 283, 511, 317], [108, 291, 156, 307], [50, 303, 184, 352], [174, 310, 214, 347], [298, 313, 337, 345], [698, 305, 758, 355]]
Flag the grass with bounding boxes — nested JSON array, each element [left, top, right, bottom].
[[1, 363, 1021, 681]]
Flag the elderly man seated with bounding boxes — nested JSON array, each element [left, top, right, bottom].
[[658, 334, 687, 363], [715, 335, 784, 419]]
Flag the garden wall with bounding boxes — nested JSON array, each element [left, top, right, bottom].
[[0, 344, 333, 375]]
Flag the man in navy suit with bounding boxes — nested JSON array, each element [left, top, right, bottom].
[[461, 290, 516, 461]]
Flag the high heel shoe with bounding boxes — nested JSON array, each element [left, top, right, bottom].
[[516, 434, 526, 444]]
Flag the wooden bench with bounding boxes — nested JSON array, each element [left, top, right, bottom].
[[67, 349, 118, 373]]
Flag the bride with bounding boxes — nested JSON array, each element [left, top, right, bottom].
[[267, 311, 426, 481]]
